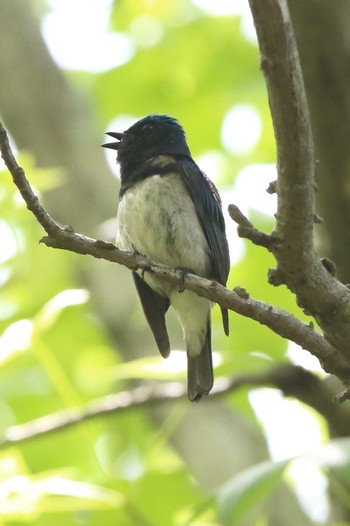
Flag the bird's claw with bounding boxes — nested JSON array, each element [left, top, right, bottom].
[[176, 267, 192, 293]]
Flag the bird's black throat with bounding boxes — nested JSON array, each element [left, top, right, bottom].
[[118, 154, 182, 197]]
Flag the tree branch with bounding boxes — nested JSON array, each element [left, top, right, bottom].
[[249, 0, 315, 258], [228, 204, 273, 250], [248, 0, 350, 382], [0, 123, 60, 235], [1, 121, 346, 385], [2, 365, 348, 448]]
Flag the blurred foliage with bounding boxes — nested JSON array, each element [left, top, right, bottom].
[[1, 0, 350, 525]]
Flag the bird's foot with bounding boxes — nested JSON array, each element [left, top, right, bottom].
[[133, 249, 150, 278], [175, 267, 193, 293]]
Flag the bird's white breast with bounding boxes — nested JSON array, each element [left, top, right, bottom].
[[116, 173, 211, 278], [117, 172, 213, 357]]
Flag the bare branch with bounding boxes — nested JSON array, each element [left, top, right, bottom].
[[248, 0, 350, 374], [1, 120, 349, 384], [228, 204, 273, 250], [0, 122, 60, 235], [249, 0, 315, 259], [0, 382, 185, 447], [43, 232, 342, 379], [2, 365, 348, 448]]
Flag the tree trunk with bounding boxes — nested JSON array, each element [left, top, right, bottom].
[[289, 0, 350, 283]]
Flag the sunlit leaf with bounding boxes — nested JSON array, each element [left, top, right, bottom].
[[310, 438, 350, 469], [0, 319, 33, 366], [0, 471, 123, 520], [34, 289, 89, 333], [217, 460, 288, 525]]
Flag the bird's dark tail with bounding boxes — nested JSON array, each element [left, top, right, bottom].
[[187, 321, 213, 402]]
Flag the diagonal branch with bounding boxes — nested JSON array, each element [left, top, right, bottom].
[[0, 122, 60, 235], [2, 365, 349, 448], [1, 121, 346, 383]]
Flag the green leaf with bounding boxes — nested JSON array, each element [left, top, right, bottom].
[[34, 289, 89, 333], [309, 437, 350, 469], [0, 470, 123, 520], [217, 460, 288, 525], [0, 452, 123, 520]]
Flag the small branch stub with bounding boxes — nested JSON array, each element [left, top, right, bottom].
[[228, 204, 273, 250]]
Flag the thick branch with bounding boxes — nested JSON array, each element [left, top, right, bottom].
[[2, 365, 348, 448], [249, 0, 315, 258], [248, 0, 350, 370]]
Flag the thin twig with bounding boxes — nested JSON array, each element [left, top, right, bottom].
[[0, 122, 61, 235], [228, 204, 273, 250]]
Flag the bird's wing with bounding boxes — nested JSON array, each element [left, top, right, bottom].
[[178, 157, 230, 286], [132, 271, 171, 358], [178, 157, 230, 335]]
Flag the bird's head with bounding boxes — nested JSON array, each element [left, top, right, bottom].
[[102, 114, 191, 177]]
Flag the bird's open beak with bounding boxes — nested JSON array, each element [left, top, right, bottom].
[[101, 131, 126, 150]]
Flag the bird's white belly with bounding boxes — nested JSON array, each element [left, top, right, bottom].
[[116, 174, 211, 277], [116, 173, 212, 357]]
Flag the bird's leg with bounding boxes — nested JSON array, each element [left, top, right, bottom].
[[133, 249, 151, 279], [175, 267, 193, 293]]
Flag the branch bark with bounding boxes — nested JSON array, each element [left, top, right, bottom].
[[247, 0, 350, 384], [1, 121, 345, 383]]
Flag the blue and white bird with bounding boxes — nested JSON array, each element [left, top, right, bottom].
[[103, 114, 230, 401]]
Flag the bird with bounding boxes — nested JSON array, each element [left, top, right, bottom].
[[102, 114, 230, 401]]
